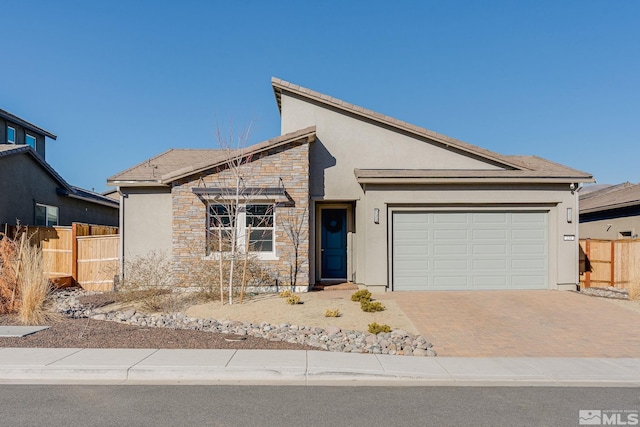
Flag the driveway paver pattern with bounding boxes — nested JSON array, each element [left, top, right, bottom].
[[385, 290, 640, 357]]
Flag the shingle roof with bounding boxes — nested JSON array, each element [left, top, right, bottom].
[[579, 182, 640, 214], [0, 108, 57, 140], [108, 127, 316, 185]]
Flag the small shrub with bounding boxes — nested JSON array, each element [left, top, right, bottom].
[[279, 290, 293, 298], [351, 289, 372, 302], [360, 300, 386, 312], [368, 322, 391, 334], [324, 308, 341, 317], [286, 294, 301, 305]]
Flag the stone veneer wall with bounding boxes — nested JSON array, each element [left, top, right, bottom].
[[171, 141, 310, 289]]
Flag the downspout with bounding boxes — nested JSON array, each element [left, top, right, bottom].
[[117, 188, 127, 285]]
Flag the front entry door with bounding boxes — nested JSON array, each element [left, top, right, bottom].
[[321, 208, 347, 279]]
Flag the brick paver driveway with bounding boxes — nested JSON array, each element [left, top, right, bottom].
[[385, 291, 640, 357]]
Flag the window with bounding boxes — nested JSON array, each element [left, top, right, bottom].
[[35, 204, 58, 226], [7, 126, 15, 144], [207, 203, 275, 254], [26, 134, 36, 149], [246, 204, 274, 252]]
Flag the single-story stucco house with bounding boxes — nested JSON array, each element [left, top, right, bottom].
[[108, 78, 594, 292], [580, 182, 640, 239]]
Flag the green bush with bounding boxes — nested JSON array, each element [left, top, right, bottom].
[[351, 289, 372, 302], [368, 322, 391, 334], [360, 300, 386, 312]]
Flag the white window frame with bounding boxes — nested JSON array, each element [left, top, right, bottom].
[[7, 126, 15, 144], [35, 203, 59, 227], [206, 202, 277, 260], [26, 133, 37, 150]]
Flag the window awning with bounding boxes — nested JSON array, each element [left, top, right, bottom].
[[192, 187, 288, 201]]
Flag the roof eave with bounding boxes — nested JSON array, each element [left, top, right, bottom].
[[160, 127, 316, 183], [356, 176, 595, 185], [0, 109, 57, 139], [107, 180, 169, 187], [580, 200, 640, 214]]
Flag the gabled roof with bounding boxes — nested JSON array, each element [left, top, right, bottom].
[[108, 126, 316, 186], [0, 145, 118, 208], [0, 144, 71, 191], [0, 108, 57, 140], [580, 182, 640, 214]]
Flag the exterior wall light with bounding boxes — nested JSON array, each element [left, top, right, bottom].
[[374, 208, 380, 224]]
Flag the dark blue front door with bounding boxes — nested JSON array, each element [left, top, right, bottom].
[[321, 208, 347, 279]]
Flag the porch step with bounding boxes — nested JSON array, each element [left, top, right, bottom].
[[314, 282, 359, 291]]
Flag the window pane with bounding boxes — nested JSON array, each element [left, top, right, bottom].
[[249, 229, 273, 252], [246, 204, 274, 227], [7, 127, 15, 143], [47, 206, 59, 226], [35, 205, 46, 226], [208, 204, 233, 227], [26, 135, 36, 148]]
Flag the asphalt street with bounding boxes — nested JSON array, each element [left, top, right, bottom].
[[1, 385, 639, 427]]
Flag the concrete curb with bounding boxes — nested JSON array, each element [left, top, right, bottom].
[[1, 348, 640, 386]]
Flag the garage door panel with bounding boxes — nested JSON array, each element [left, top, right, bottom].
[[473, 229, 508, 239], [393, 211, 548, 291], [512, 229, 545, 240], [511, 259, 546, 270], [512, 244, 545, 255], [433, 259, 469, 270], [512, 275, 546, 288], [472, 213, 508, 224], [434, 229, 468, 240], [473, 259, 508, 270], [472, 244, 507, 255], [473, 276, 508, 287], [434, 244, 469, 255], [433, 276, 470, 289], [434, 213, 468, 224]]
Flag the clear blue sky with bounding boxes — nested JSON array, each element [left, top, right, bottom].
[[2, 1, 639, 192]]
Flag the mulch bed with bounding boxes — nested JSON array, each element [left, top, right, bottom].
[[0, 315, 316, 350]]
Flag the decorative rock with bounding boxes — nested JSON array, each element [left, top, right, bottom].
[[52, 289, 436, 357]]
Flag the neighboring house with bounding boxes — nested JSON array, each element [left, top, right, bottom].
[[108, 78, 594, 292], [579, 182, 640, 239], [0, 109, 119, 227]]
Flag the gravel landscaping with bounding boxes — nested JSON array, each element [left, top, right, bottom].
[[0, 289, 436, 356]]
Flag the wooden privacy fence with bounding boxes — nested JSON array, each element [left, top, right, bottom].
[[579, 238, 640, 290], [2, 223, 119, 291]]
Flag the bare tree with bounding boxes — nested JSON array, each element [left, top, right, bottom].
[[282, 206, 308, 291]]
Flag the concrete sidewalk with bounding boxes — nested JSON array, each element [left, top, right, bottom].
[[1, 348, 640, 386]]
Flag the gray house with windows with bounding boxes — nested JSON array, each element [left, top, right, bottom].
[[0, 108, 118, 227], [109, 78, 593, 292]]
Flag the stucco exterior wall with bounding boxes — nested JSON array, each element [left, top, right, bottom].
[[359, 184, 579, 289], [170, 141, 310, 288], [280, 94, 504, 201], [119, 186, 173, 265], [580, 215, 640, 240], [279, 91, 581, 290]]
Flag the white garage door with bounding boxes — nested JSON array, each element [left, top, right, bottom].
[[392, 211, 548, 291]]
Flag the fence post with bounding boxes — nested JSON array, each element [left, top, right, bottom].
[[71, 223, 78, 286], [585, 239, 591, 288], [610, 240, 615, 288]]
